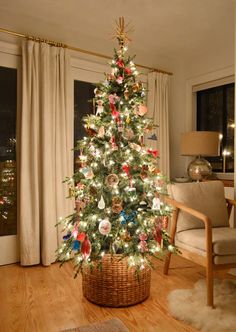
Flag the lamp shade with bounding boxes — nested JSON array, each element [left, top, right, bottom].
[[181, 131, 220, 156]]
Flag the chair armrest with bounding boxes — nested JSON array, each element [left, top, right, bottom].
[[165, 197, 212, 228]]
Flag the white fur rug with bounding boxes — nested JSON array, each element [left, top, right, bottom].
[[168, 279, 236, 332]]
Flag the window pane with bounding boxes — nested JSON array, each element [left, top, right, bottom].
[[74, 80, 95, 167], [197, 83, 234, 173], [0, 66, 17, 236]]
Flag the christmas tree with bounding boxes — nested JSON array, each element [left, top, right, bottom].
[[57, 18, 176, 275]]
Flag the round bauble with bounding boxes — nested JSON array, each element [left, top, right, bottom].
[[98, 218, 111, 235], [106, 173, 119, 187]]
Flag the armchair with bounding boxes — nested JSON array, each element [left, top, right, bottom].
[[164, 180, 236, 307]]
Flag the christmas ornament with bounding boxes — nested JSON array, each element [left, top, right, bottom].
[[132, 82, 141, 92], [99, 218, 111, 235], [81, 236, 91, 259], [117, 119, 124, 132], [122, 164, 130, 176], [138, 200, 148, 211], [124, 89, 129, 100], [112, 197, 123, 214], [139, 233, 148, 241], [110, 136, 118, 150], [109, 94, 116, 104], [75, 199, 86, 212], [119, 210, 136, 225], [154, 222, 162, 245], [126, 115, 130, 124], [162, 216, 169, 230], [129, 142, 142, 152], [72, 227, 78, 239], [73, 240, 80, 251], [97, 99, 103, 106], [98, 126, 105, 138], [140, 171, 148, 181], [147, 149, 159, 158], [125, 67, 132, 75], [96, 105, 104, 115], [89, 186, 97, 196], [137, 104, 148, 116], [106, 173, 119, 187], [81, 167, 94, 179], [123, 128, 134, 140], [63, 233, 71, 240], [117, 59, 124, 68], [94, 88, 103, 97], [116, 76, 123, 84], [152, 194, 161, 210], [139, 240, 148, 252], [77, 232, 86, 242], [85, 127, 97, 137], [98, 195, 106, 209]]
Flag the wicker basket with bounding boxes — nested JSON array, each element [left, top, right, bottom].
[[82, 254, 151, 307]]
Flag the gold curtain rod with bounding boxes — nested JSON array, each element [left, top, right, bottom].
[[0, 27, 173, 75]]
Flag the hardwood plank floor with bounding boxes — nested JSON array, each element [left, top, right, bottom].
[[0, 255, 235, 332]]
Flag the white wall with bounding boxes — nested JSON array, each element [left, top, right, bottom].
[[169, 44, 235, 179]]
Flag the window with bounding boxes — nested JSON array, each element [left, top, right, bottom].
[[0, 66, 17, 236], [197, 83, 234, 173], [74, 80, 94, 167]]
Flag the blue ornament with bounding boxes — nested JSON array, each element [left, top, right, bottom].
[[73, 240, 80, 251], [63, 233, 71, 240], [120, 211, 136, 225]]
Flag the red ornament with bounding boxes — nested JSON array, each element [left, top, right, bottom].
[[147, 149, 159, 158], [139, 233, 148, 241], [110, 136, 118, 150], [116, 76, 123, 84], [125, 67, 132, 75], [77, 232, 86, 242], [117, 59, 125, 68], [139, 240, 148, 252], [122, 164, 130, 176], [162, 216, 169, 230], [81, 236, 91, 259]]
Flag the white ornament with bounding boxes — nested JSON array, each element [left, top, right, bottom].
[[152, 197, 161, 210], [99, 218, 111, 235], [98, 196, 105, 209], [96, 105, 104, 116]]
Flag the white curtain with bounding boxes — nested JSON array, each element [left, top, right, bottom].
[[19, 40, 74, 266], [147, 72, 170, 178]]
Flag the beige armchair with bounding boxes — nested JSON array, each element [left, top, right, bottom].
[[164, 180, 236, 307]]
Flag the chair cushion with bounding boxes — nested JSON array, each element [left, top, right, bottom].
[[176, 227, 236, 256], [168, 181, 229, 232]]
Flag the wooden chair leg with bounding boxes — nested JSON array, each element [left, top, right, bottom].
[[206, 263, 214, 308], [163, 251, 172, 275]]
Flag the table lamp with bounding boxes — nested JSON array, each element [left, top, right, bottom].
[[181, 131, 220, 181]]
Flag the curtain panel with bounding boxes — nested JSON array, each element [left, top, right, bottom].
[[147, 72, 170, 178], [20, 40, 74, 266]]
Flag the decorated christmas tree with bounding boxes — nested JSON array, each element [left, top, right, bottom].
[[57, 18, 176, 277]]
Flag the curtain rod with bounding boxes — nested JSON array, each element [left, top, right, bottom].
[[0, 27, 173, 76]]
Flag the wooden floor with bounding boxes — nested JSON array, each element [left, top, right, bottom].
[[0, 255, 235, 332]]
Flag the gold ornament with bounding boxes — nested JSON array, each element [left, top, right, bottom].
[[106, 174, 119, 187], [124, 89, 129, 100]]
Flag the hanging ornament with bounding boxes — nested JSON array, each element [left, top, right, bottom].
[[117, 119, 124, 132], [147, 148, 159, 158], [123, 128, 134, 140], [106, 173, 119, 187], [162, 216, 169, 230], [132, 82, 142, 92], [139, 233, 148, 241], [112, 197, 123, 214], [126, 114, 130, 124], [117, 59, 125, 68], [116, 76, 123, 84], [73, 240, 80, 251], [119, 210, 136, 225], [81, 167, 94, 179], [122, 164, 130, 176], [75, 199, 86, 213], [77, 232, 86, 242], [138, 200, 148, 211], [140, 171, 148, 181], [154, 221, 162, 245], [96, 105, 104, 116], [85, 127, 97, 137], [137, 104, 148, 116], [139, 240, 148, 252], [98, 218, 111, 235], [94, 88, 103, 97], [152, 193, 161, 210], [124, 89, 129, 100], [63, 233, 71, 241], [72, 226, 78, 239], [129, 142, 142, 152], [109, 94, 116, 104], [98, 195, 106, 209], [98, 126, 105, 138], [97, 99, 103, 106], [81, 236, 91, 259], [125, 67, 132, 75], [110, 136, 118, 150]]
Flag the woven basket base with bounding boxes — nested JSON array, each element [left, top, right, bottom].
[[82, 255, 151, 307]]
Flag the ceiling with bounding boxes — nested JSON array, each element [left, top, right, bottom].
[[0, 0, 235, 69]]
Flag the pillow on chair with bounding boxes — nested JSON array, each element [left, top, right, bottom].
[[168, 181, 229, 232]]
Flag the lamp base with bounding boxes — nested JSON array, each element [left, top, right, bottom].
[[187, 156, 212, 181]]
